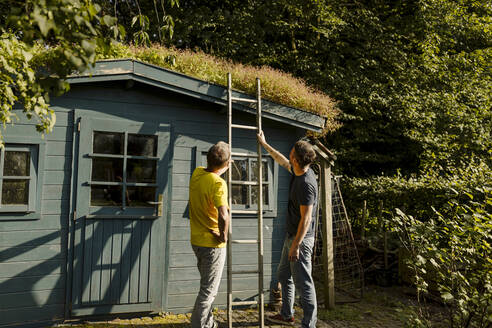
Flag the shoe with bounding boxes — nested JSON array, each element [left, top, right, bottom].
[[266, 313, 295, 326]]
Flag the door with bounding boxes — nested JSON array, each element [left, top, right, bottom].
[[70, 115, 171, 316]]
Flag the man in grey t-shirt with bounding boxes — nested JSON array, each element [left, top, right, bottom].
[[258, 131, 318, 328], [286, 167, 318, 239]]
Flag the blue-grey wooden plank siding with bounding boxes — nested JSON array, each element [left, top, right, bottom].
[[167, 136, 294, 313], [0, 80, 307, 327], [78, 219, 152, 306], [60, 83, 302, 314], [0, 109, 73, 327]]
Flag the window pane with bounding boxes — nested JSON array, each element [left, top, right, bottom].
[[127, 159, 156, 183], [93, 132, 124, 155], [91, 185, 122, 206], [127, 187, 155, 207], [2, 180, 29, 205], [252, 185, 269, 205], [231, 185, 247, 205], [231, 159, 248, 181], [127, 134, 157, 156], [4, 151, 30, 176], [251, 160, 268, 182], [91, 158, 123, 182]]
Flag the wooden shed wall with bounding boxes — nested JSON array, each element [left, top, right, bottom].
[[166, 121, 296, 313], [0, 109, 73, 327], [0, 80, 303, 326], [62, 82, 300, 314]]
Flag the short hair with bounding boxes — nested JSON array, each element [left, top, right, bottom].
[[293, 140, 316, 167], [207, 141, 230, 169]]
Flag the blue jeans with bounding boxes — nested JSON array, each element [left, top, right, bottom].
[[191, 245, 226, 328], [277, 236, 317, 328]]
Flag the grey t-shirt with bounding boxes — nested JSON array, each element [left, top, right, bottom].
[[286, 168, 318, 238]]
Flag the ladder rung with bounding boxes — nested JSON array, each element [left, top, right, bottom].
[[231, 209, 259, 215], [232, 269, 260, 275], [231, 300, 258, 306], [231, 97, 258, 103], [231, 239, 258, 244], [231, 152, 259, 157], [231, 124, 258, 130], [231, 180, 259, 185]]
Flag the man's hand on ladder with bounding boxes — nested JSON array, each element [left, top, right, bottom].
[[257, 130, 267, 146]]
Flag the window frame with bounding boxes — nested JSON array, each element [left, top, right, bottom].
[[196, 147, 278, 217], [77, 116, 170, 220], [0, 137, 46, 220], [89, 130, 159, 217]]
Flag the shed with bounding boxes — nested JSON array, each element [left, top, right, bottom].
[[0, 59, 326, 327]]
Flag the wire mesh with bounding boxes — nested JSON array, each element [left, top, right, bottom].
[[313, 175, 364, 304]]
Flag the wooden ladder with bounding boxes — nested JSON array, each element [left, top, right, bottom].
[[226, 73, 265, 328]]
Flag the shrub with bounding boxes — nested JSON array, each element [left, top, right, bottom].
[[393, 186, 492, 328], [340, 160, 491, 236]]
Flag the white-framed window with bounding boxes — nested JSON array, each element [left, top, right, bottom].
[[196, 148, 278, 216], [227, 156, 272, 208]]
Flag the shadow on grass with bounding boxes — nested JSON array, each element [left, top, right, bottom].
[[57, 322, 191, 328], [59, 321, 264, 328]]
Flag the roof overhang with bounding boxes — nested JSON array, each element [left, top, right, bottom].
[[66, 59, 326, 132]]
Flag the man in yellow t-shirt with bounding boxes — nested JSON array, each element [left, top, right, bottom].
[[189, 141, 230, 328]]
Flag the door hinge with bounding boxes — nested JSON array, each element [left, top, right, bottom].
[[77, 121, 80, 132], [158, 194, 163, 216], [73, 210, 77, 221]]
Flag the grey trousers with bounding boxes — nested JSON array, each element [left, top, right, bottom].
[[278, 236, 317, 328], [191, 245, 226, 328]]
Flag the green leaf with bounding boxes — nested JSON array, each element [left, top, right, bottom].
[[442, 292, 454, 301], [74, 15, 84, 25], [32, 8, 55, 37], [131, 16, 138, 27], [81, 40, 96, 54], [102, 15, 116, 26]]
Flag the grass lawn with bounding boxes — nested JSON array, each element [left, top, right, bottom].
[[319, 285, 447, 328], [53, 285, 447, 328]]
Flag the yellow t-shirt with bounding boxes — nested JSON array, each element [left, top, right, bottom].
[[189, 167, 228, 248]]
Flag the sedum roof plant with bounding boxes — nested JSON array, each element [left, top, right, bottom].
[[95, 43, 340, 133]]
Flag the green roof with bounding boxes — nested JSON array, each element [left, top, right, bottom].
[[68, 59, 327, 132]]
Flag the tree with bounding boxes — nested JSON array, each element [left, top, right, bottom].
[[94, 0, 179, 46], [165, 0, 491, 176], [0, 0, 121, 137], [318, 0, 492, 176]]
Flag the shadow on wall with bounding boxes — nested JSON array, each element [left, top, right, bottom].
[[0, 121, 173, 327], [68, 121, 173, 314], [0, 231, 65, 326]]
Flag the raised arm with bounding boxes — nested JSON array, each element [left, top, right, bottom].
[[257, 131, 292, 173]]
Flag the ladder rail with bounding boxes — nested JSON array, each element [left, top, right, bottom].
[[227, 73, 233, 327], [256, 77, 265, 327], [227, 73, 265, 328]]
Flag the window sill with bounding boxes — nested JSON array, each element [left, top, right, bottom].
[[231, 209, 277, 218], [0, 212, 41, 221], [85, 214, 159, 220]]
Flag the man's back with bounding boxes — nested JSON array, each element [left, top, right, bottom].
[[189, 167, 227, 248]]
